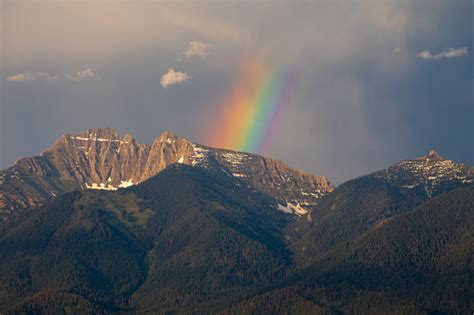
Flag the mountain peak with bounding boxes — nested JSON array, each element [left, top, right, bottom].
[[83, 127, 121, 139], [123, 132, 136, 143], [157, 130, 180, 141], [427, 149, 443, 159], [61, 128, 122, 142], [417, 149, 445, 162], [374, 149, 472, 198]]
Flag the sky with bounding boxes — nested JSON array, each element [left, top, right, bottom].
[[1, 0, 473, 185]]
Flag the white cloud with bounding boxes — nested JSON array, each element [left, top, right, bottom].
[[7, 68, 99, 82], [6, 72, 59, 82], [66, 68, 99, 81], [184, 41, 213, 58], [417, 47, 468, 60], [160, 68, 191, 88]]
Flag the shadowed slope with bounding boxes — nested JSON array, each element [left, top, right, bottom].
[[0, 164, 294, 313], [234, 185, 473, 314]]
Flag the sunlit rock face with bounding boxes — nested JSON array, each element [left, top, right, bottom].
[[0, 128, 333, 219]]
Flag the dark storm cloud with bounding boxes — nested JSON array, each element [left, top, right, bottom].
[[1, 0, 472, 185]]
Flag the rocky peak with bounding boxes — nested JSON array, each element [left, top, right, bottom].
[[29, 128, 152, 189], [375, 150, 473, 198], [417, 149, 445, 163], [73, 128, 121, 141], [123, 132, 136, 143], [141, 131, 196, 181], [52, 128, 125, 152], [427, 149, 442, 158], [88, 127, 120, 139], [153, 131, 188, 148], [157, 130, 180, 142]]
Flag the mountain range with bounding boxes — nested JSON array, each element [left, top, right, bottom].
[[0, 128, 332, 220], [0, 128, 472, 314]]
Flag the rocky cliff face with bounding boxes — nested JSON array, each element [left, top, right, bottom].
[[0, 128, 333, 219]]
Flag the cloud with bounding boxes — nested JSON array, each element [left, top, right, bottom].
[[184, 41, 213, 58], [6, 72, 59, 82], [417, 47, 468, 60], [160, 68, 191, 88], [7, 68, 99, 82], [66, 68, 99, 81]]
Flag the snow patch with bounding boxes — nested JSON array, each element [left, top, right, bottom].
[[85, 179, 135, 191], [162, 138, 175, 144], [277, 203, 293, 214], [219, 152, 250, 167], [277, 202, 309, 216], [118, 179, 134, 188], [232, 173, 247, 178], [190, 143, 209, 166], [71, 136, 129, 144], [85, 183, 118, 191]]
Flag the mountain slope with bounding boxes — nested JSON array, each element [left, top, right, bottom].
[[0, 151, 472, 313], [0, 128, 332, 219], [0, 191, 149, 313], [289, 150, 473, 265], [0, 164, 295, 313], [1, 129, 473, 313], [231, 185, 474, 314]]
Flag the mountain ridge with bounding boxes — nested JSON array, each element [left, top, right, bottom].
[[0, 128, 333, 220], [288, 148, 473, 266]]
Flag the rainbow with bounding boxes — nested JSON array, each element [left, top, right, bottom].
[[207, 56, 295, 155]]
